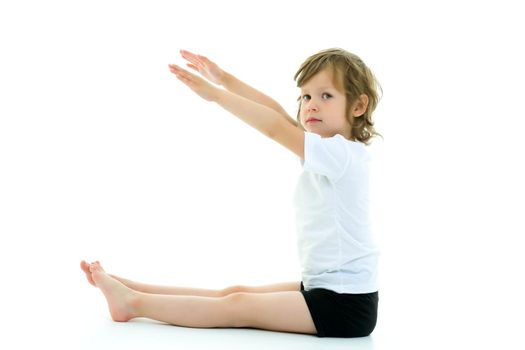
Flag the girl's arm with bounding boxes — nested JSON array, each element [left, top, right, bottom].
[[168, 64, 304, 159], [180, 50, 298, 127], [221, 71, 299, 127]]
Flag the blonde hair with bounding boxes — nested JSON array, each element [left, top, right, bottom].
[[294, 48, 383, 145]]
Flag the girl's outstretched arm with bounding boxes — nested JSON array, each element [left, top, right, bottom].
[[180, 50, 298, 127], [221, 71, 298, 127], [168, 64, 304, 159]]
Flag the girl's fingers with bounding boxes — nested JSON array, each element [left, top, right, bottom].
[[169, 64, 190, 77], [186, 57, 204, 70], [181, 49, 199, 59], [178, 69, 193, 80], [181, 50, 206, 69], [180, 50, 201, 64], [169, 62, 204, 88], [176, 74, 193, 86], [198, 55, 213, 66], [172, 70, 188, 81], [170, 67, 193, 83], [170, 63, 188, 73], [180, 49, 194, 57], [186, 63, 199, 71]]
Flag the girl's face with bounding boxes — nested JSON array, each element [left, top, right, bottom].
[[299, 68, 352, 139]]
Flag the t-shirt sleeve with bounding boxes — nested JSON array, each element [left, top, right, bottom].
[[301, 132, 350, 181]]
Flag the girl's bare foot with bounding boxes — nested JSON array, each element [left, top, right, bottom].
[[89, 263, 139, 322], [80, 260, 104, 287]]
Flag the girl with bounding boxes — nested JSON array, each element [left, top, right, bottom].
[[81, 47, 382, 338]]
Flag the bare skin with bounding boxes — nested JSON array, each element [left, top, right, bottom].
[[86, 262, 138, 322], [80, 260, 301, 297], [80, 260, 229, 297], [80, 261, 316, 334]]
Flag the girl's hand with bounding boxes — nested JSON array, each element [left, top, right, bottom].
[[168, 64, 218, 102], [179, 49, 225, 86]]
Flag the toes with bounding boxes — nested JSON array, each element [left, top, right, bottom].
[[82, 260, 104, 274], [81, 260, 97, 287]]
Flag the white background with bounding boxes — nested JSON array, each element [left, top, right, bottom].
[[1, 0, 524, 349]]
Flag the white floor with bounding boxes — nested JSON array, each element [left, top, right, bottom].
[[4, 272, 524, 350], [78, 319, 377, 350]]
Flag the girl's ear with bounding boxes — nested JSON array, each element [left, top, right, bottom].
[[352, 94, 369, 117]]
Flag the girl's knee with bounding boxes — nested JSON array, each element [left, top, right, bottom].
[[221, 285, 245, 297], [221, 292, 254, 328]]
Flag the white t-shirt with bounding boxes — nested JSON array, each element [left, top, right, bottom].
[[294, 131, 379, 294]]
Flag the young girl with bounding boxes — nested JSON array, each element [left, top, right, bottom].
[[81, 47, 382, 338]]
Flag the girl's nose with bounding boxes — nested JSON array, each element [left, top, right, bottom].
[[305, 100, 319, 112]]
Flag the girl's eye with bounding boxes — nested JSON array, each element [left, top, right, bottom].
[[301, 93, 332, 101]]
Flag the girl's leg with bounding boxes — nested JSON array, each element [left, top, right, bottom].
[[90, 264, 317, 335], [111, 278, 301, 297], [109, 275, 228, 297], [81, 261, 300, 297], [81, 260, 225, 297]]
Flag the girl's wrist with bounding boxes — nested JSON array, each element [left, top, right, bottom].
[[219, 71, 232, 87], [210, 85, 223, 103]]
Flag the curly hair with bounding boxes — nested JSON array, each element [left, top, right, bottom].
[[294, 48, 383, 145]]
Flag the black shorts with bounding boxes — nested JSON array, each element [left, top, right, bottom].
[[300, 282, 378, 338]]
